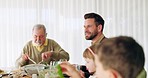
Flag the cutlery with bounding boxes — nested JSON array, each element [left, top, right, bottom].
[[38, 59, 43, 64], [28, 57, 37, 64]]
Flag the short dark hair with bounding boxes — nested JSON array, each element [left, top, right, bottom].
[[84, 13, 105, 31], [96, 36, 145, 78]]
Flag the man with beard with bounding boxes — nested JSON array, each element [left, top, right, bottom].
[[84, 13, 107, 45], [16, 24, 69, 67], [80, 13, 107, 78]]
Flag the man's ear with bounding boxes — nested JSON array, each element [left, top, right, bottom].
[[97, 24, 102, 32], [45, 33, 47, 37], [108, 69, 122, 78]]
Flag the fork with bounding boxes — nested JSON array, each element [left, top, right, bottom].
[[28, 57, 37, 64], [38, 59, 43, 64]]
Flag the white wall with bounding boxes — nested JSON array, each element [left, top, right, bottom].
[[0, 0, 147, 71]]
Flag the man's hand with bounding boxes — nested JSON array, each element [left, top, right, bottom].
[[41, 51, 52, 60], [22, 54, 29, 61]]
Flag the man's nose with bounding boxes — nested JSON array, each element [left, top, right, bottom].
[[84, 27, 88, 32], [36, 36, 41, 41]]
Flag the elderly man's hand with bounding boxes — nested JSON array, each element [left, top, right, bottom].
[[41, 51, 53, 60], [22, 54, 29, 61]]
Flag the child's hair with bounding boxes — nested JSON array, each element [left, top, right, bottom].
[[83, 44, 97, 60], [96, 36, 145, 78]]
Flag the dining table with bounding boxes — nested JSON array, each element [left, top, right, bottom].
[[0, 64, 88, 78], [0, 65, 70, 78]]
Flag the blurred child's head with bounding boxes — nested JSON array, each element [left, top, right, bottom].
[[94, 36, 145, 78], [83, 45, 97, 74]]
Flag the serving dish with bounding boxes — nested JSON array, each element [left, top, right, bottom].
[[23, 64, 46, 75]]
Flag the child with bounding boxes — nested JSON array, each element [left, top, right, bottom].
[[94, 36, 145, 78], [83, 45, 97, 78]]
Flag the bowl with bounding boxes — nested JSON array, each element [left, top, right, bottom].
[[23, 64, 45, 75]]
